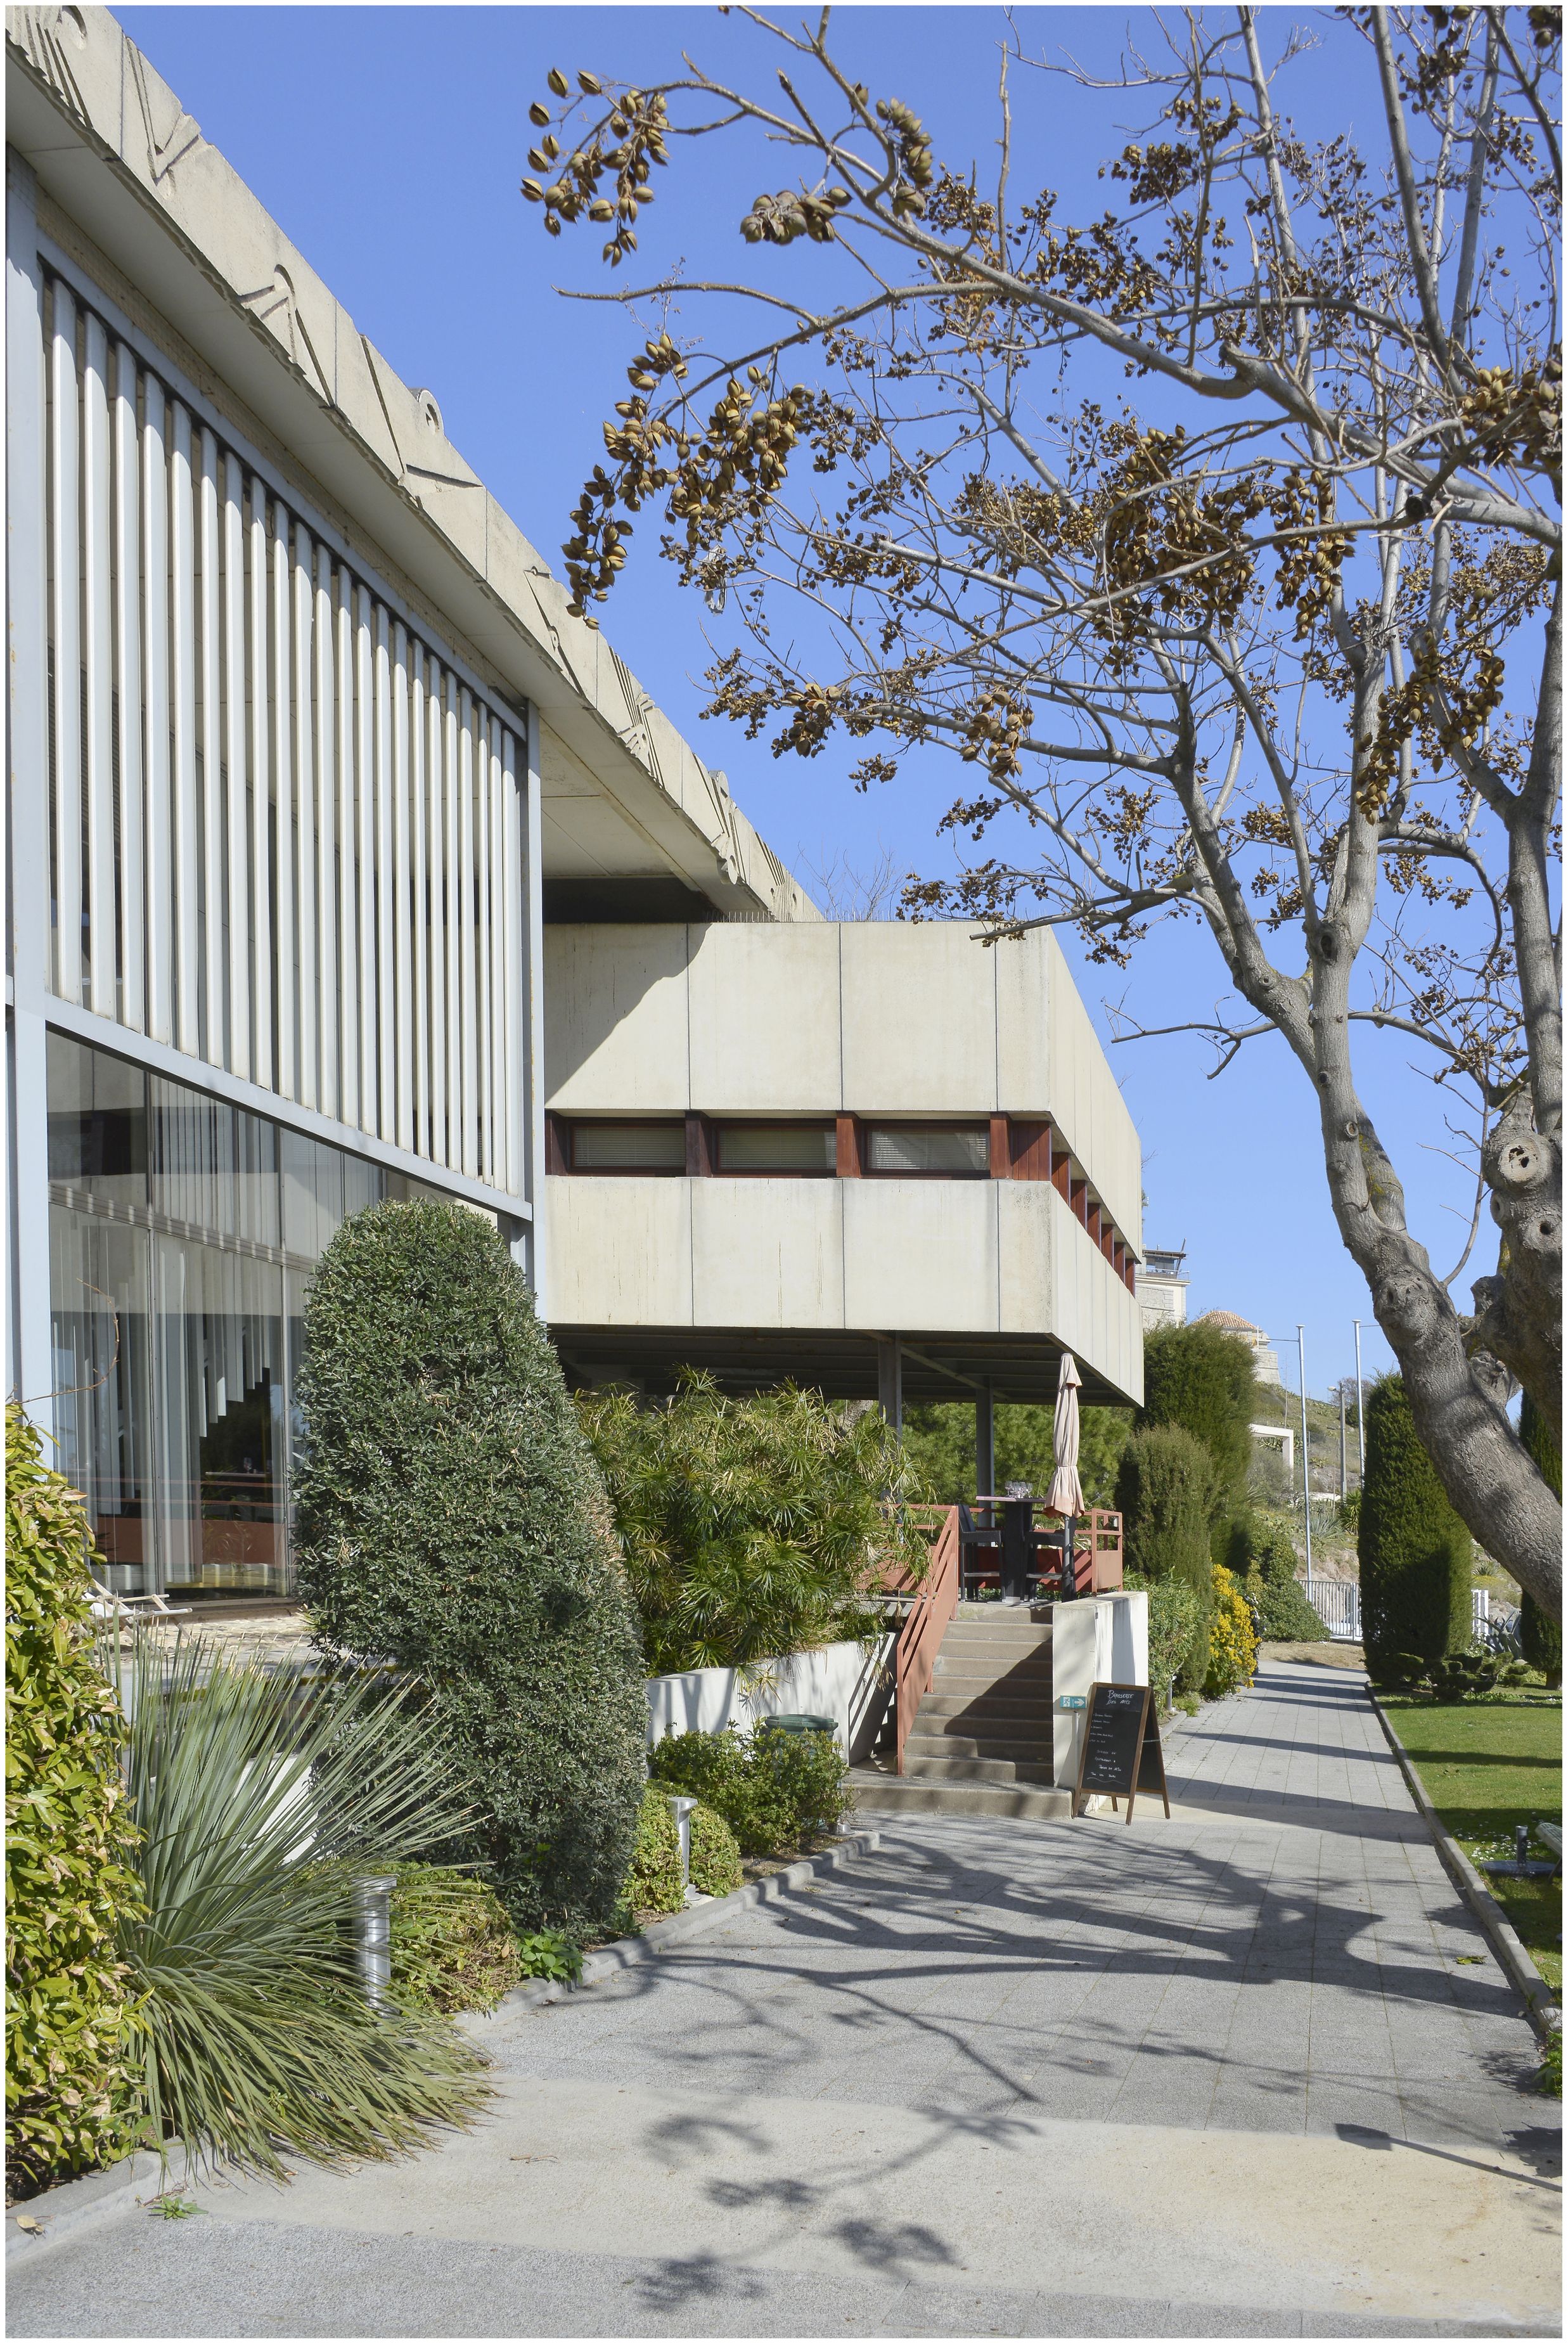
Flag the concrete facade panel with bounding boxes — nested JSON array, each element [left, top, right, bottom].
[[690, 1180, 844, 1328], [841, 1182, 999, 1332], [840, 924, 998, 1113], [544, 927, 691, 1111], [688, 923, 842, 1111], [995, 930, 1053, 1117], [998, 1183, 1055, 1334], [544, 1177, 692, 1327]]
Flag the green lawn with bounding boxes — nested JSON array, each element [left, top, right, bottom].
[[1382, 1692, 1563, 1993]]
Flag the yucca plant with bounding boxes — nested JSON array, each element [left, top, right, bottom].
[[108, 1630, 490, 2179]]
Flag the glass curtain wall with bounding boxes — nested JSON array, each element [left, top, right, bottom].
[[46, 1032, 462, 1600]]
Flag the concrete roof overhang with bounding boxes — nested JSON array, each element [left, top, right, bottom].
[[551, 1325, 1135, 1411], [5, 18, 815, 925]]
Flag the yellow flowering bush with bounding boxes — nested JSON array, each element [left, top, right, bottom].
[[1204, 1564, 1257, 1699]]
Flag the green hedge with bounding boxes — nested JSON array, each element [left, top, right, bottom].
[[1359, 1375, 1472, 1678], [1115, 1424, 1216, 1693], [1124, 1571, 1201, 1705], [648, 1723, 850, 1857], [5, 1403, 145, 2198], [625, 1787, 685, 1916], [1139, 1322, 1256, 1566], [292, 1200, 648, 1936], [1235, 1511, 1327, 1640]]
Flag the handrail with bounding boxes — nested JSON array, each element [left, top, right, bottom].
[[885, 1504, 961, 1775]]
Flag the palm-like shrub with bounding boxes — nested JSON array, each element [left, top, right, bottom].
[[581, 1375, 924, 1674], [109, 1631, 488, 2177], [1359, 1375, 1472, 1680], [6, 1404, 145, 2198], [293, 1200, 647, 1935], [1115, 1424, 1218, 1693]]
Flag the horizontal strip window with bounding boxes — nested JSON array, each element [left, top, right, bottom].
[[569, 1122, 686, 1173], [864, 1124, 989, 1177], [716, 1124, 835, 1175], [37, 265, 528, 1200]]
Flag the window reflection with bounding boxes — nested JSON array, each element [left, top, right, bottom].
[[45, 1032, 469, 1604]]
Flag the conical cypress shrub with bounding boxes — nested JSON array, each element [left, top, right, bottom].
[[1358, 1374, 1472, 1678], [292, 1201, 646, 1935], [1517, 1394, 1561, 1687], [1139, 1322, 1257, 1569], [1115, 1423, 1217, 1692]]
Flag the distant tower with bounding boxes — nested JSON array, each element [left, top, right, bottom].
[[1197, 1308, 1282, 1388], [1137, 1246, 1189, 1335]]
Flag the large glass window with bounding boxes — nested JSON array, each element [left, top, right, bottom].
[[716, 1124, 835, 1173], [865, 1125, 989, 1175], [45, 1032, 480, 1603]]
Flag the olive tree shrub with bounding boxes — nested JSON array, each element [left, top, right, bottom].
[[293, 1201, 646, 1935]]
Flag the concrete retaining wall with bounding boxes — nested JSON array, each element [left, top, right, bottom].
[[646, 1636, 893, 1761]]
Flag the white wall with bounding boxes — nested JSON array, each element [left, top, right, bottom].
[[646, 1636, 894, 1761], [1049, 1592, 1150, 1793]]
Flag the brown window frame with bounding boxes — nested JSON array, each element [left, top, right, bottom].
[[861, 1122, 994, 1180], [711, 1121, 839, 1178], [562, 1117, 688, 1176]]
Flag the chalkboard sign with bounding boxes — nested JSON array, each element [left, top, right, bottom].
[[1073, 1683, 1169, 1823]]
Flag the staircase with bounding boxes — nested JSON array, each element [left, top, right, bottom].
[[851, 1604, 1072, 1820]]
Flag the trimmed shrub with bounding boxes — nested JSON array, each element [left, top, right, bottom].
[[1115, 1425, 1218, 1693], [581, 1375, 925, 1675], [648, 1722, 851, 1857], [1517, 1395, 1562, 1687], [292, 1199, 648, 1936], [1204, 1564, 1258, 1699], [690, 1803, 743, 1898], [389, 1867, 525, 2016], [1235, 1510, 1327, 1640], [1359, 1375, 1472, 1681], [1140, 1322, 1257, 1566], [6, 1403, 145, 2199], [1124, 1571, 1201, 1708], [624, 1787, 684, 1916]]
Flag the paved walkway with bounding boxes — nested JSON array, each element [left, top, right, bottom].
[[10, 1660, 1560, 2337]]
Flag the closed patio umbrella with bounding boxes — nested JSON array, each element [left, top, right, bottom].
[[1046, 1353, 1084, 1595]]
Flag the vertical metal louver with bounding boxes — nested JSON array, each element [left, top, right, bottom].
[[41, 270, 529, 1199]]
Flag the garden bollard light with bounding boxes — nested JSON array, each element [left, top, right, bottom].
[[353, 1874, 397, 2011], [666, 1795, 698, 1896]]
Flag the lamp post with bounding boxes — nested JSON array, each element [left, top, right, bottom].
[[1296, 1326, 1313, 1581], [1352, 1320, 1366, 1488]]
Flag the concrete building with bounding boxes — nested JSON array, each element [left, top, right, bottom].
[[5, 8, 1141, 1602], [1136, 1244, 1188, 1334]]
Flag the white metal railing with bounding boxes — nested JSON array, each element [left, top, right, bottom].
[[1304, 1578, 1361, 1642], [41, 269, 527, 1198], [1302, 1583, 1503, 1648]]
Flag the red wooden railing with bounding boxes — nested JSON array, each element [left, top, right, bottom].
[[884, 1504, 961, 1775]]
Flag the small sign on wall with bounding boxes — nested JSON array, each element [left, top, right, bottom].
[[1058, 1694, 1086, 1710]]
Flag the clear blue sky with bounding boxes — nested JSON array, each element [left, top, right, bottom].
[[115, 4, 1495, 1403]]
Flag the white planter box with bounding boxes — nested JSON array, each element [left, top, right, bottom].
[[646, 1635, 894, 1760]]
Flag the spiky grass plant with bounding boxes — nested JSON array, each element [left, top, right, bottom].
[[108, 1630, 490, 2177]]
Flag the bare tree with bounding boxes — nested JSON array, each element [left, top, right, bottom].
[[522, 8, 1562, 1613]]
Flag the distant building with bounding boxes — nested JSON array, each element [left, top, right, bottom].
[[1198, 1310, 1282, 1387], [1137, 1246, 1190, 1334]]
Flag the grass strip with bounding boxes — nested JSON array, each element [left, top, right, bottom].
[[1380, 1692, 1562, 1993]]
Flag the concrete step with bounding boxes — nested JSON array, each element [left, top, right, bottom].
[[918, 1689, 1051, 1718], [937, 1634, 1053, 1661], [904, 1730, 1053, 1762], [933, 1664, 1053, 1694], [942, 1620, 1053, 1645], [847, 1768, 1073, 1822], [903, 1753, 1056, 1786]]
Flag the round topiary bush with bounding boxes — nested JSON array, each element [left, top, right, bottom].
[[292, 1200, 647, 1936], [5, 1403, 145, 2198], [689, 1802, 742, 1898], [1115, 1424, 1217, 1693], [1358, 1374, 1472, 1681]]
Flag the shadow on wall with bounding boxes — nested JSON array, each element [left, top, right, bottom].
[[645, 1635, 895, 1762]]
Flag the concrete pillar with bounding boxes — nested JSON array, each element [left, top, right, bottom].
[[876, 1336, 903, 1433], [975, 1380, 994, 1502]]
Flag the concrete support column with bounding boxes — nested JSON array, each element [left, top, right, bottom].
[[876, 1336, 903, 1433], [975, 1379, 995, 1501]]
